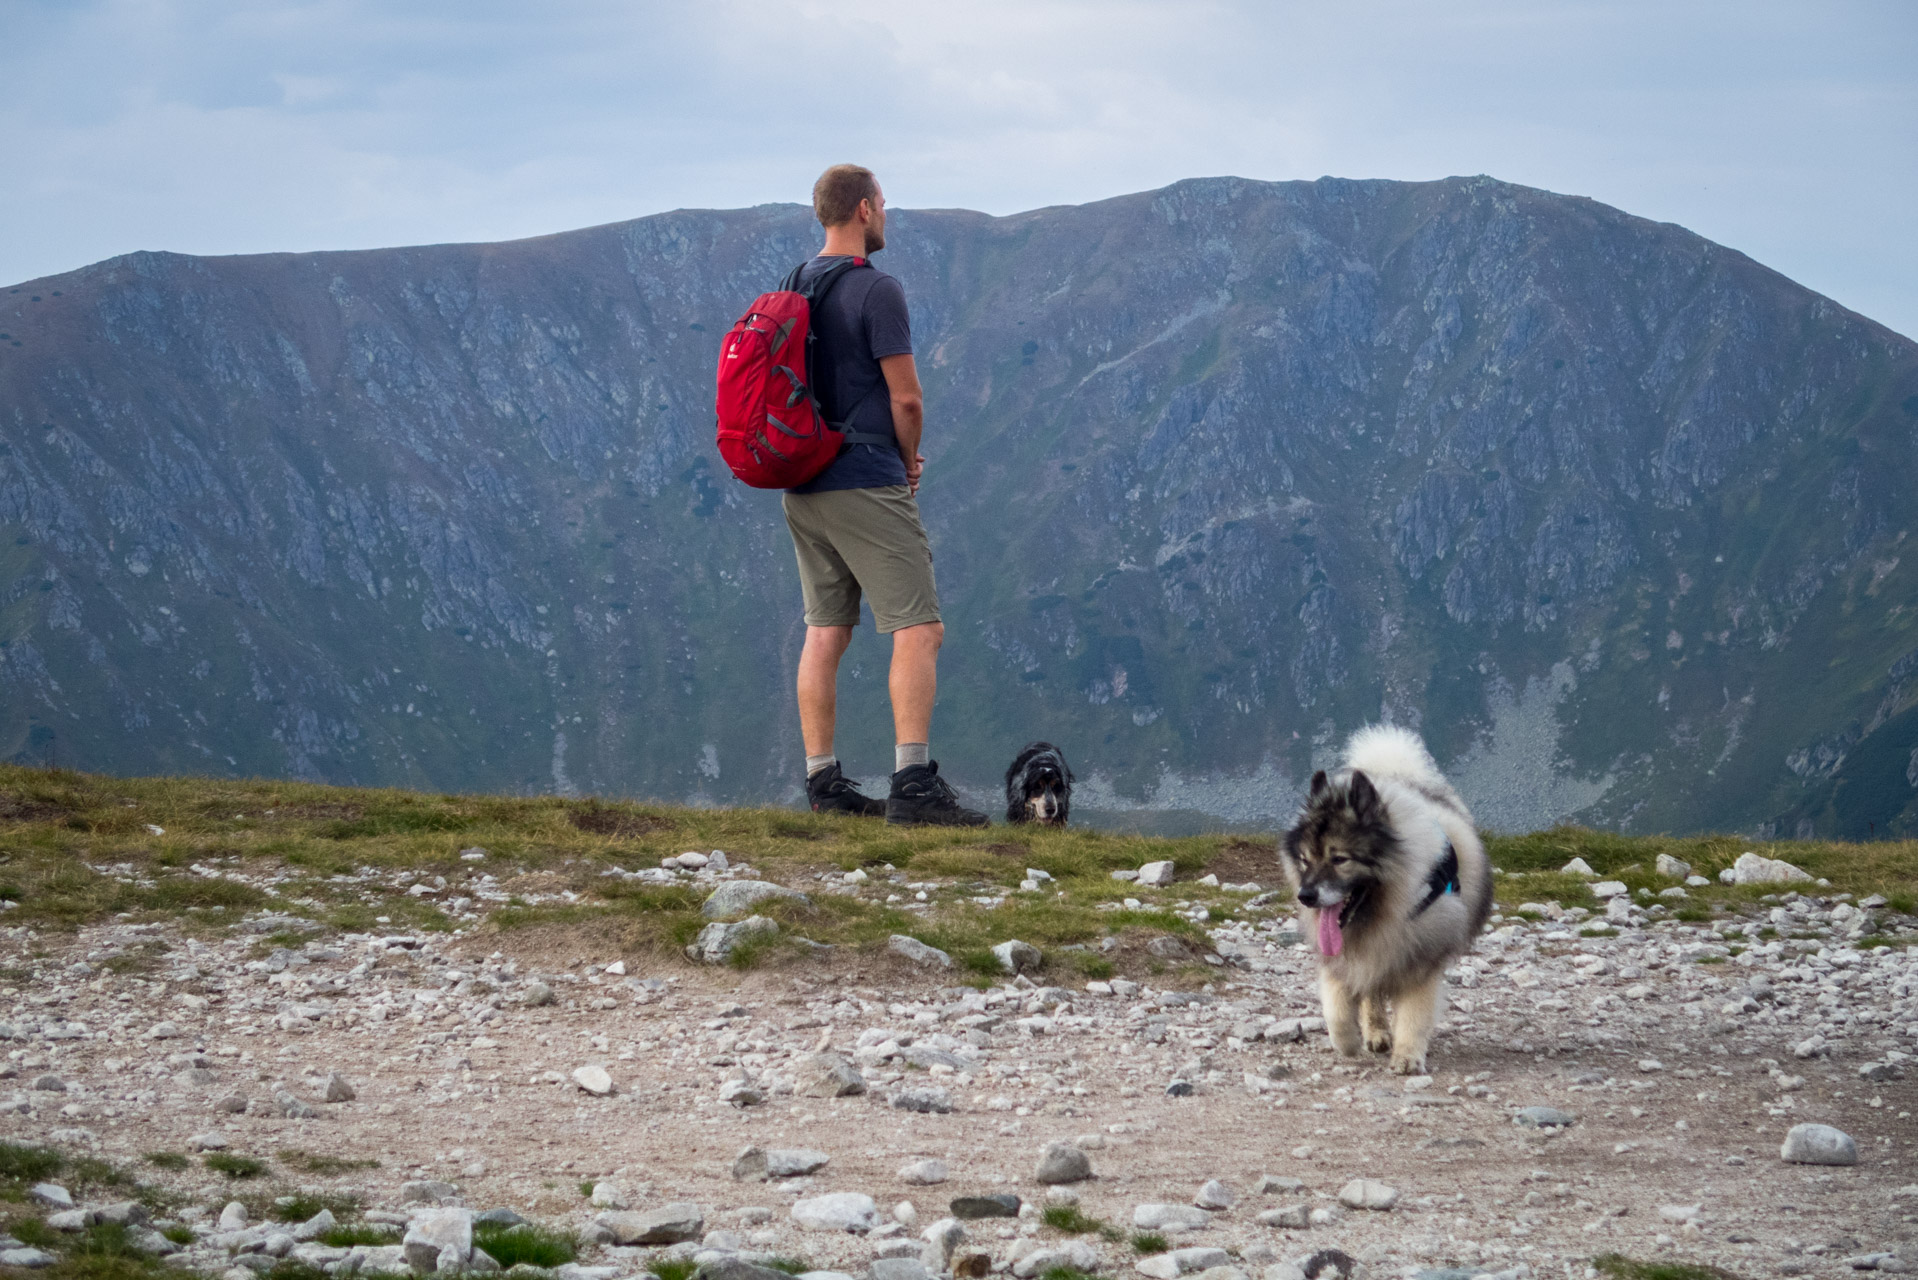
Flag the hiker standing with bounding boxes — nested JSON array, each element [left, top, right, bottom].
[[774, 165, 985, 826]]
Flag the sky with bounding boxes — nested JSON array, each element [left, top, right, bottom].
[[3, 0, 1915, 339]]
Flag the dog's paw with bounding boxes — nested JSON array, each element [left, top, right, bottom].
[[1364, 1030, 1393, 1054], [1389, 1050, 1428, 1076]]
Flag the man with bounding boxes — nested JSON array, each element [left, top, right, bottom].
[[785, 164, 986, 827]]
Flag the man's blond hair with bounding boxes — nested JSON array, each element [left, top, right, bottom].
[[813, 164, 878, 228]]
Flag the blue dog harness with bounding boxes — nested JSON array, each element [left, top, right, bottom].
[[1411, 829, 1460, 917]]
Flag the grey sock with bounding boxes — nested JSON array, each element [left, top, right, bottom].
[[806, 754, 837, 778], [895, 742, 930, 770]]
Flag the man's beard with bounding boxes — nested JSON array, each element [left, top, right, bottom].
[[864, 222, 885, 254]]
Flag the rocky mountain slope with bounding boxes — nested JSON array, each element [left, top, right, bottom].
[[2, 176, 1916, 834]]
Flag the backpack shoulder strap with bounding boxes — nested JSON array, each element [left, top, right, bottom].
[[782, 257, 891, 449], [781, 256, 870, 302]]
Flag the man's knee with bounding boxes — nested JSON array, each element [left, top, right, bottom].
[[893, 621, 944, 652], [804, 625, 855, 658]]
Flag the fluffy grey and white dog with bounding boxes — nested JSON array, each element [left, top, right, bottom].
[[1280, 725, 1493, 1074]]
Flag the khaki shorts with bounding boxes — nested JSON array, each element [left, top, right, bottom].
[[782, 485, 941, 633]]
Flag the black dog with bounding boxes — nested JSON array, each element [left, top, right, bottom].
[[1004, 742, 1073, 826]]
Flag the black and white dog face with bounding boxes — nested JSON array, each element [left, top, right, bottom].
[[1005, 741, 1073, 826]]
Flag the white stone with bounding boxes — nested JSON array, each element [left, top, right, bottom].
[[1035, 1143, 1091, 1184], [732, 1146, 829, 1180], [573, 1065, 615, 1095], [1560, 857, 1597, 877], [687, 916, 778, 963], [28, 1184, 72, 1209], [1337, 1178, 1398, 1210], [898, 1159, 948, 1185], [794, 1053, 867, 1098], [792, 1192, 880, 1233], [1132, 1204, 1209, 1231], [1193, 1180, 1234, 1210], [1655, 854, 1693, 879], [703, 881, 807, 918], [1730, 851, 1813, 885], [1781, 1123, 1858, 1165], [887, 936, 952, 969], [1137, 861, 1176, 887], [1135, 1247, 1230, 1279], [992, 941, 1043, 974], [1590, 881, 1628, 899], [402, 1207, 473, 1273]]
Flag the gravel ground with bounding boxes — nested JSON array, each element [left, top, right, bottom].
[[3, 865, 1914, 1280]]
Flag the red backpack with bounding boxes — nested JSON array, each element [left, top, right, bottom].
[[713, 257, 893, 489]]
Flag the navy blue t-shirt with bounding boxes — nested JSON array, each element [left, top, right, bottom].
[[786, 255, 912, 494]]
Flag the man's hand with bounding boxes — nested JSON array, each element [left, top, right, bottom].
[[905, 451, 925, 495]]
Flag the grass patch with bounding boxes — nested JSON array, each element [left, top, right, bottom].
[[204, 1153, 266, 1179], [317, 1224, 400, 1248], [1580, 926, 1618, 938], [1062, 952, 1115, 979], [760, 1261, 810, 1276], [1856, 934, 1918, 948], [276, 1150, 380, 1176], [1592, 1254, 1742, 1280], [1041, 1204, 1107, 1234], [1130, 1233, 1168, 1255], [141, 1153, 188, 1172], [652, 1259, 698, 1280], [158, 1227, 194, 1246], [472, 1222, 575, 1269], [1694, 955, 1727, 965], [0, 1140, 64, 1184]]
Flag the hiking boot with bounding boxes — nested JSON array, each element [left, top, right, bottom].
[[886, 761, 988, 827], [806, 762, 886, 817]]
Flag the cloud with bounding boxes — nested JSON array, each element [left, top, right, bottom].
[[1, 0, 1913, 337]]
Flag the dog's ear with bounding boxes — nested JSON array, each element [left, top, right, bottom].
[[1348, 770, 1381, 820], [1308, 769, 1329, 799]]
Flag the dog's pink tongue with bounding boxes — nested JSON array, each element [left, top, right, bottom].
[[1317, 908, 1343, 957]]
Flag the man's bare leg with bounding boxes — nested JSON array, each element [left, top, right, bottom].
[[888, 621, 943, 747], [797, 625, 854, 758]]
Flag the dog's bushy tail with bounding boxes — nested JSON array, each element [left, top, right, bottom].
[[1344, 724, 1446, 791]]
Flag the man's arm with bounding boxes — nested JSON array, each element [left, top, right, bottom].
[[880, 352, 925, 494]]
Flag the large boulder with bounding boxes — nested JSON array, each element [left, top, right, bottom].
[[401, 1207, 472, 1273], [703, 881, 807, 919], [687, 916, 779, 963], [1780, 1123, 1858, 1165], [1728, 852, 1814, 885]]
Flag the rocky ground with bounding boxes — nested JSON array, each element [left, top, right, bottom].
[[2, 853, 1914, 1280]]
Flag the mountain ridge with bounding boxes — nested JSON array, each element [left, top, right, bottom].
[[3, 174, 1916, 836]]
